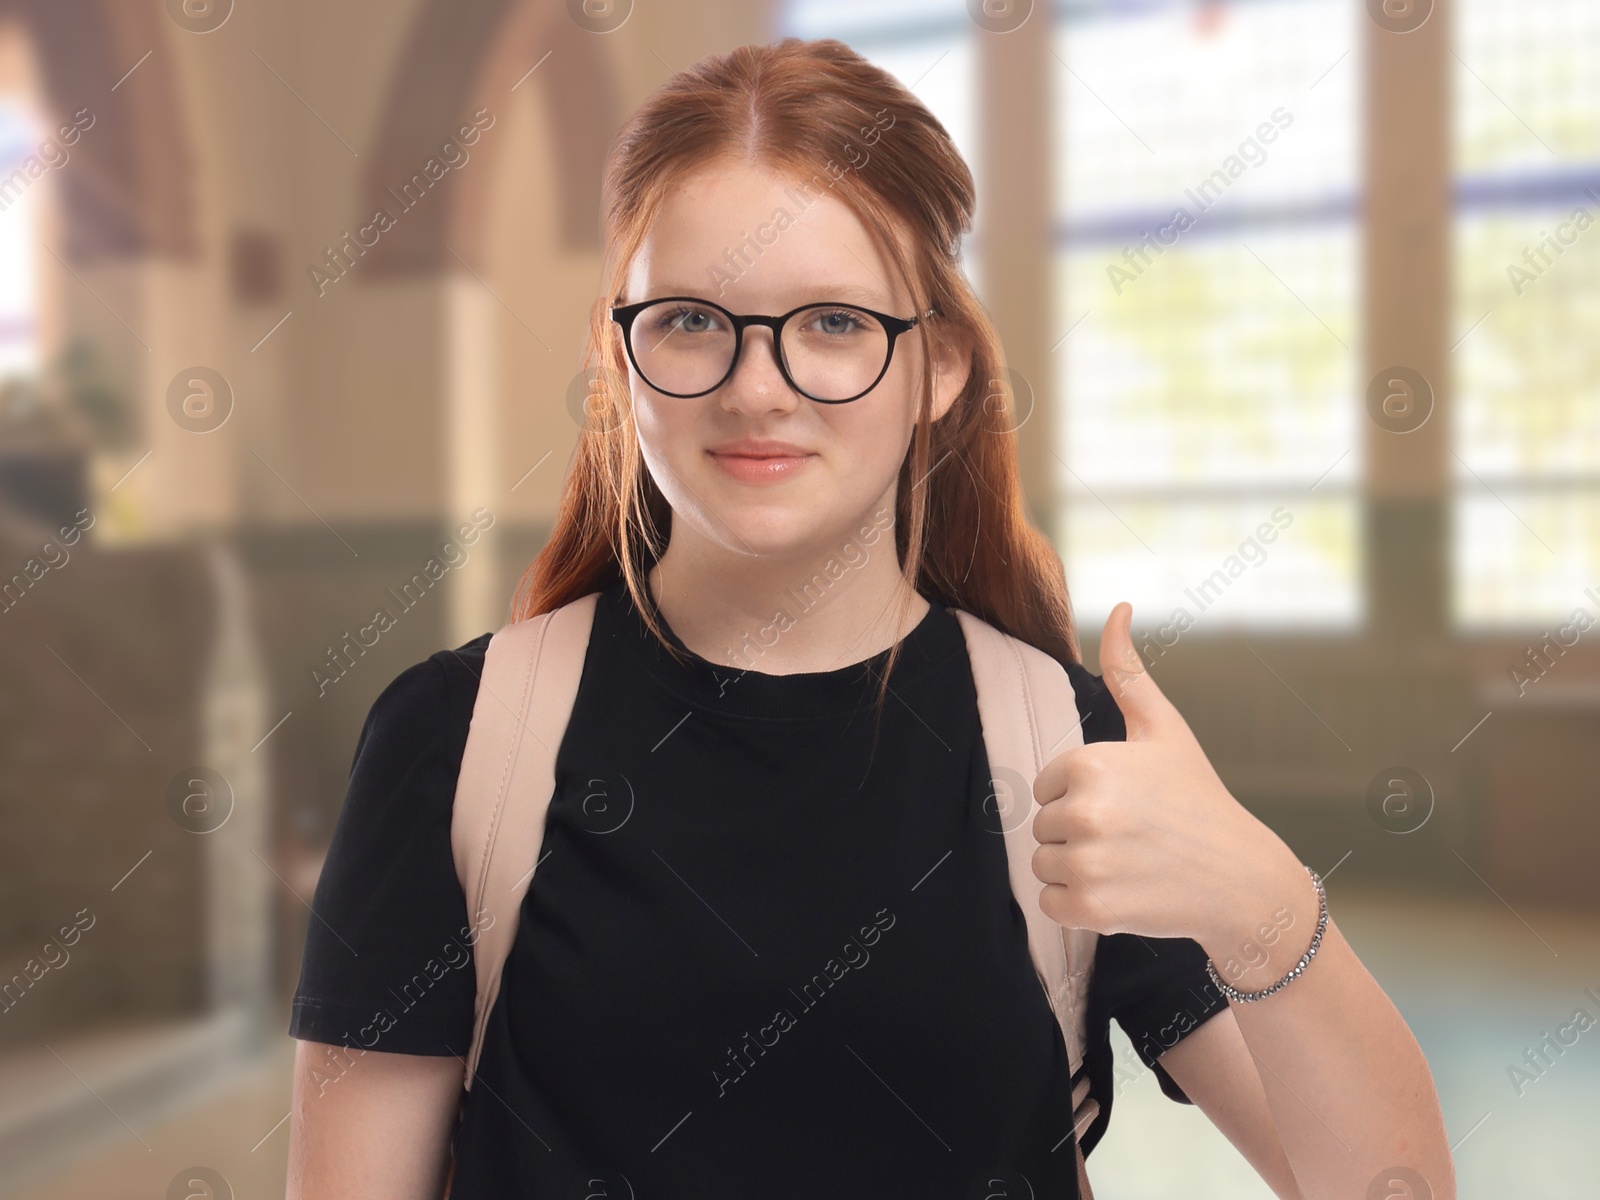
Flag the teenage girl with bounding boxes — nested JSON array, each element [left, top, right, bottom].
[[285, 37, 1453, 1200]]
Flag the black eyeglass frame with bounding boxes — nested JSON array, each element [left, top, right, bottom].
[[609, 295, 936, 404]]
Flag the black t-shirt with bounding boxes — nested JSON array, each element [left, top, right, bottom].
[[289, 579, 1226, 1196]]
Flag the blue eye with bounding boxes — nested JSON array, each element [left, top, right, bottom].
[[808, 308, 870, 335], [653, 304, 722, 334]]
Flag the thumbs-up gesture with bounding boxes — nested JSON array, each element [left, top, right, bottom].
[[1031, 601, 1300, 944]]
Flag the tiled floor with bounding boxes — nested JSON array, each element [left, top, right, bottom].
[[5, 884, 1596, 1198]]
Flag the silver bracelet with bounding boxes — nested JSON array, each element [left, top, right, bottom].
[[1204, 865, 1327, 1004]]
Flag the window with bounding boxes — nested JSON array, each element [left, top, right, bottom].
[[1053, 0, 1363, 629], [0, 95, 40, 381], [1452, 0, 1600, 626]]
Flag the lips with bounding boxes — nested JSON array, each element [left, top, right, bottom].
[[706, 442, 817, 485], [706, 439, 814, 458]]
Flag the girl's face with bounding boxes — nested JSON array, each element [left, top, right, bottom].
[[618, 156, 968, 566]]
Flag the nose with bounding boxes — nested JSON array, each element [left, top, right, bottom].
[[721, 324, 800, 413]]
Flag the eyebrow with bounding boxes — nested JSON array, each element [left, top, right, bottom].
[[645, 282, 895, 309]]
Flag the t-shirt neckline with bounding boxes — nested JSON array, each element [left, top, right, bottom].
[[607, 576, 958, 719]]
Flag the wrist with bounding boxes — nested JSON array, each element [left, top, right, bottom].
[[1197, 847, 1320, 989], [1205, 865, 1327, 1003]]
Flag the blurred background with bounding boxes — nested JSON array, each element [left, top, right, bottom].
[[0, 0, 1594, 1196]]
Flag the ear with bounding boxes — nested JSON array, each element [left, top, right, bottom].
[[926, 319, 972, 424]]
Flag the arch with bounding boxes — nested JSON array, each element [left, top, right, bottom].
[[0, 0, 198, 261], [359, 0, 621, 276]]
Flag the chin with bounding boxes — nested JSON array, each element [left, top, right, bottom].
[[706, 510, 825, 559], [682, 491, 832, 560]]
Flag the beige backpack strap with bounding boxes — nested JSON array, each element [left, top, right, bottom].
[[450, 591, 600, 1090], [953, 608, 1100, 1193]]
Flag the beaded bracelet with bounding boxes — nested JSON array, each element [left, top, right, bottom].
[[1204, 865, 1328, 1004]]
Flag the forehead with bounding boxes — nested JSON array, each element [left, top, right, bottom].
[[624, 158, 907, 311]]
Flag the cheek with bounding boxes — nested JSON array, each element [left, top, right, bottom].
[[866, 360, 924, 461], [835, 402, 911, 472], [632, 391, 693, 462], [887, 353, 930, 431], [815, 395, 916, 510], [632, 391, 718, 516]]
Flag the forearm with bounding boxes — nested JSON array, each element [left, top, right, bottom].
[[1197, 858, 1456, 1200]]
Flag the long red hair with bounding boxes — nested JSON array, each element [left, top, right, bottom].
[[511, 37, 1082, 712]]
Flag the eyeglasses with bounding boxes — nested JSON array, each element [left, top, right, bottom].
[[609, 295, 934, 404]]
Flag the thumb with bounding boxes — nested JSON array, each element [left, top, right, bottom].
[[1098, 601, 1181, 741]]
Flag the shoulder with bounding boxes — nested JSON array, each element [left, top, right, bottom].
[[291, 637, 493, 1053], [948, 608, 1125, 744], [348, 631, 494, 783], [319, 632, 496, 884], [1063, 660, 1127, 745]]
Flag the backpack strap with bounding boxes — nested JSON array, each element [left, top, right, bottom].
[[952, 608, 1100, 1193], [450, 590, 600, 1089]]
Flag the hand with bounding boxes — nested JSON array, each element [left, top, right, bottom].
[[1030, 601, 1301, 945]]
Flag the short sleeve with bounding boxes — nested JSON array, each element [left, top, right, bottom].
[[1091, 932, 1229, 1102], [1065, 661, 1229, 1107], [287, 641, 488, 1055]]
